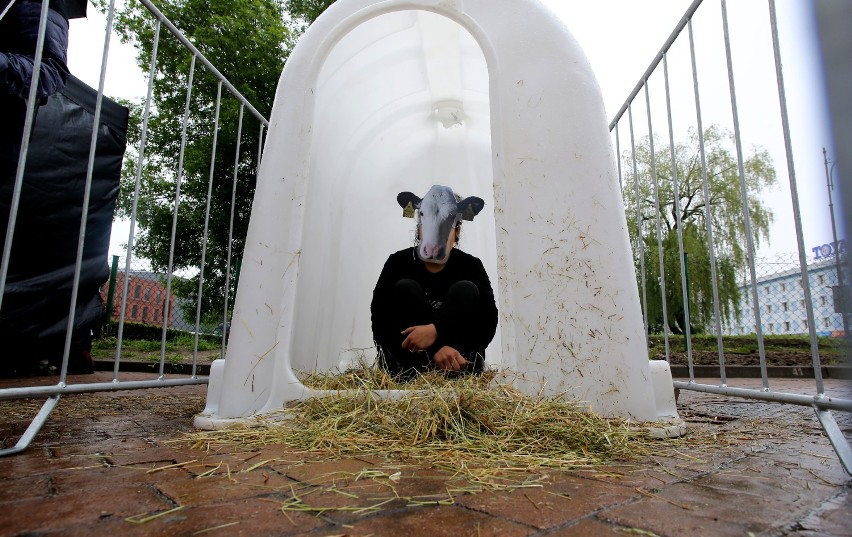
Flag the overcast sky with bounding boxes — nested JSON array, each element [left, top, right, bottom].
[[67, 0, 837, 263]]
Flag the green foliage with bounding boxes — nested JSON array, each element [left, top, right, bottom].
[[99, 0, 295, 322], [147, 353, 185, 365], [623, 125, 777, 333], [94, 324, 220, 361], [285, 0, 337, 25], [102, 320, 218, 343], [98, 0, 343, 323]]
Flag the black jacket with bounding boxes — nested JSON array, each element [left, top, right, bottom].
[[0, 0, 70, 100], [371, 247, 498, 357], [1, 0, 71, 170]]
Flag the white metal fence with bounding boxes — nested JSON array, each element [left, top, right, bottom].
[[610, 0, 851, 473], [0, 0, 265, 455]]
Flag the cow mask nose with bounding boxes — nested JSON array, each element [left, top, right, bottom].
[[420, 243, 446, 261]]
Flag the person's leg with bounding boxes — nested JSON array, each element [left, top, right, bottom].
[[378, 279, 434, 379], [391, 279, 434, 331], [436, 280, 484, 374], [435, 280, 479, 346]]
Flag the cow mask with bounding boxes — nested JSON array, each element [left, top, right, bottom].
[[397, 185, 485, 264]]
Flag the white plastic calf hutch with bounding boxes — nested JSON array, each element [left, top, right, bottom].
[[195, 0, 683, 432]]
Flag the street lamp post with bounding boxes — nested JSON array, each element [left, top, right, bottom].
[[823, 147, 849, 337]]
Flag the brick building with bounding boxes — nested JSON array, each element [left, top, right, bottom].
[[108, 271, 177, 327]]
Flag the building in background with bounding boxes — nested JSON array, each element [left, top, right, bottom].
[[107, 271, 176, 328], [725, 256, 848, 337]]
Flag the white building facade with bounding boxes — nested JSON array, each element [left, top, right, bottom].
[[725, 256, 848, 337]]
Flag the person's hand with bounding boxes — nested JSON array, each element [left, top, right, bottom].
[[433, 345, 468, 371], [401, 324, 437, 351]]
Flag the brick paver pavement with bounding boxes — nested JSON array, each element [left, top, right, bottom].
[[0, 372, 849, 536]]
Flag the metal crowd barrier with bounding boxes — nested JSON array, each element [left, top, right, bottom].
[[610, 0, 851, 473], [0, 0, 267, 455], [3, 0, 850, 476]]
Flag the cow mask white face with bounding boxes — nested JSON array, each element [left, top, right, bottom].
[[397, 185, 485, 264]]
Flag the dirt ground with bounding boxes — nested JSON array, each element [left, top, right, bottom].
[[663, 349, 850, 367]]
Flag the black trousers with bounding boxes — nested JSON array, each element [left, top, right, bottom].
[[378, 278, 484, 378]]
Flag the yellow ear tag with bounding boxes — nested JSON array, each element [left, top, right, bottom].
[[402, 202, 415, 218]]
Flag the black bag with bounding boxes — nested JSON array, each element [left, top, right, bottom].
[[0, 74, 128, 373]]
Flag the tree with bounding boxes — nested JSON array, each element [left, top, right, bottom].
[[285, 0, 336, 25], [102, 0, 307, 326], [622, 125, 777, 334]]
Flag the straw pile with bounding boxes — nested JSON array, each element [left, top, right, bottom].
[[189, 366, 645, 480]]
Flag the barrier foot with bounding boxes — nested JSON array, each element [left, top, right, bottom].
[[814, 406, 852, 476], [0, 395, 61, 457]]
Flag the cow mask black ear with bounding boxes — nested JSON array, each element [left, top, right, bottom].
[[457, 196, 485, 221], [397, 192, 421, 218]]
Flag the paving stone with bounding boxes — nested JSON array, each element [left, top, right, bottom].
[[189, 449, 268, 470], [46, 498, 326, 537], [46, 436, 160, 465], [51, 464, 190, 497], [457, 473, 637, 530], [374, 467, 456, 499], [0, 473, 55, 501], [568, 464, 683, 490], [0, 377, 850, 537], [155, 465, 293, 505], [752, 441, 850, 486], [598, 461, 843, 537], [598, 494, 748, 537], [279, 456, 382, 485], [266, 464, 461, 526], [294, 504, 534, 537], [238, 445, 328, 465], [545, 518, 639, 536], [277, 479, 411, 525], [457, 485, 575, 530], [105, 444, 190, 467], [0, 482, 170, 535], [0, 446, 68, 477], [161, 500, 328, 536], [787, 488, 852, 537]]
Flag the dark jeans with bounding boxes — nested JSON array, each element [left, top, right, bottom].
[[378, 278, 484, 379]]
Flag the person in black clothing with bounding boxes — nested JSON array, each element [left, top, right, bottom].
[[371, 185, 498, 379], [1, 0, 97, 377], [0, 0, 75, 179]]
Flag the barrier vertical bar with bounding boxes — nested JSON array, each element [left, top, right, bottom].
[[662, 53, 694, 379], [721, 0, 769, 389], [645, 83, 672, 361], [767, 0, 824, 394], [823, 149, 849, 336], [192, 81, 223, 377], [688, 18, 727, 385], [159, 53, 197, 378], [628, 105, 649, 337], [615, 125, 623, 192], [59, 0, 118, 383], [258, 124, 265, 170], [221, 104, 245, 356], [115, 19, 162, 379], [0, 0, 18, 21]]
